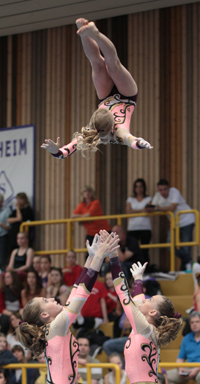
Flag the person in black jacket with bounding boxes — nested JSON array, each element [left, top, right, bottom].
[[7, 193, 34, 252]]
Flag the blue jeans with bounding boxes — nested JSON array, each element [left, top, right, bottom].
[[102, 337, 128, 367], [167, 223, 194, 268]]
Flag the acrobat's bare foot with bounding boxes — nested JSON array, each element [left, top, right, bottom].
[[77, 22, 98, 37], [76, 18, 88, 30]]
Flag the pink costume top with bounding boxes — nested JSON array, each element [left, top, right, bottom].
[[113, 271, 159, 384], [44, 281, 91, 384], [52, 87, 142, 159]]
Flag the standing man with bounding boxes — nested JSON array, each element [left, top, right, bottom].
[[147, 179, 195, 271], [0, 194, 11, 271], [167, 312, 200, 384]]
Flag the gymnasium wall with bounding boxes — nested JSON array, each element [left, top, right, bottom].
[[0, 3, 199, 267]]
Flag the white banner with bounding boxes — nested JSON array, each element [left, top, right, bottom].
[[0, 125, 35, 209]]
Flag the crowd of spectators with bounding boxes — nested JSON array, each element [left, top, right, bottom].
[[0, 180, 197, 384]]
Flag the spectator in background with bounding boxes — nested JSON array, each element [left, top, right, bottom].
[[7, 192, 34, 251], [104, 271, 118, 321], [102, 315, 131, 361], [167, 312, 200, 384], [0, 367, 9, 384], [39, 255, 51, 288], [32, 255, 41, 275], [126, 178, 152, 265], [11, 345, 26, 384], [75, 280, 109, 329], [62, 250, 82, 287], [0, 271, 23, 334], [147, 179, 195, 270], [21, 269, 46, 308], [0, 194, 11, 271], [46, 267, 70, 305], [72, 185, 110, 248], [78, 337, 102, 384], [0, 333, 18, 382], [7, 312, 31, 361], [6, 232, 34, 274], [29, 352, 47, 384], [112, 225, 144, 279], [104, 352, 127, 384], [193, 273, 200, 312]]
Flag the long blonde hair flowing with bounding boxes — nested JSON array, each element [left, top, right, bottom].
[[73, 108, 114, 155]]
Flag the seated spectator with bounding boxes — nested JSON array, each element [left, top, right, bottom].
[[102, 315, 131, 363], [0, 271, 23, 334], [126, 178, 152, 265], [7, 192, 34, 251], [74, 280, 109, 329], [0, 367, 9, 384], [39, 255, 51, 288], [7, 312, 31, 361], [0, 193, 11, 271], [46, 267, 70, 305], [78, 337, 102, 384], [112, 225, 144, 279], [104, 352, 127, 384], [146, 179, 195, 270], [6, 232, 34, 274], [0, 333, 18, 382], [11, 345, 26, 384], [104, 272, 118, 321], [62, 251, 83, 287], [29, 352, 47, 384], [32, 255, 41, 275], [21, 269, 46, 308], [72, 185, 110, 248], [167, 311, 200, 384]]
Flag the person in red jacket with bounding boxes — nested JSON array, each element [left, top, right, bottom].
[[62, 250, 83, 288], [72, 185, 111, 248]]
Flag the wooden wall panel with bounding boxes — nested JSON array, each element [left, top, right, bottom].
[[128, 11, 160, 266], [1, 3, 200, 268], [70, 24, 97, 266]]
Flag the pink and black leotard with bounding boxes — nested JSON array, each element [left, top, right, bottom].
[[110, 257, 159, 384], [52, 86, 142, 159], [44, 267, 99, 384]]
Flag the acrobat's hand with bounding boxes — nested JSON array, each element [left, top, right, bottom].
[[98, 232, 120, 258], [86, 234, 100, 258], [41, 137, 60, 154], [130, 261, 148, 279], [137, 138, 153, 149]]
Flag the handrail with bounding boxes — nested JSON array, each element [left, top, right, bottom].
[[19, 209, 199, 272], [3, 361, 200, 384], [175, 209, 200, 248], [3, 362, 120, 384], [20, 211, 176, 270], [87, 363, 120, 384]]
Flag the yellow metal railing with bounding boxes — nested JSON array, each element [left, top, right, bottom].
[[4, 361, 200, 384], [3, 362, 120, 384], [20, 210, 200, 272]]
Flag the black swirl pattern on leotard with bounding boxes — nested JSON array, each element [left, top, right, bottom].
[[63, 144, 77, 157], [125, 337, 131, 349], [141, 342, 158, 382], [119, 271, 131, 305], [44, 345, 55, 384], [68, 335, 80, 384]]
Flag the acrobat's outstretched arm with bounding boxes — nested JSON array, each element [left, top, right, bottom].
[[41, 137, 79, 159], [47, 233, 120, 338], [130, 262, 148, 299]]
